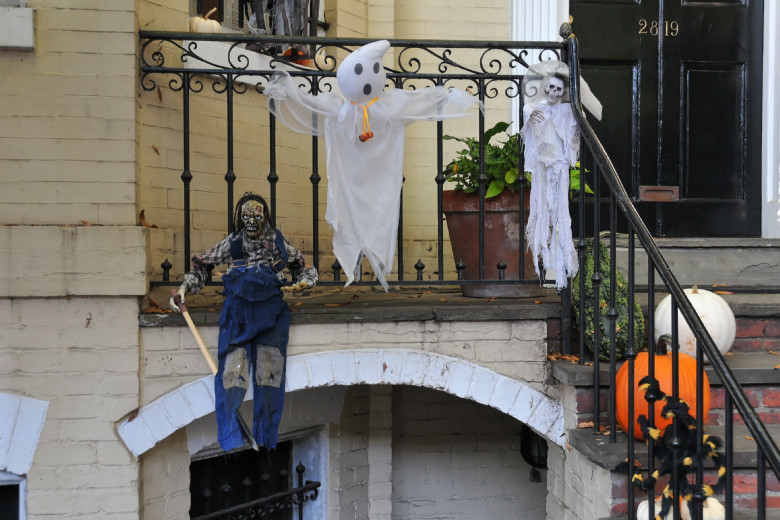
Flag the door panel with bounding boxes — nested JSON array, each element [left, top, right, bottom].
[[571, 0, 763, 236], [683, 64, 744, 200]]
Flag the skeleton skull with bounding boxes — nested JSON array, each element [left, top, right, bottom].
[[241, 201, 265, 239], [544, 76, 565, 104]]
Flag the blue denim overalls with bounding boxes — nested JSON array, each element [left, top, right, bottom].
[[215, 230, 291, 451]]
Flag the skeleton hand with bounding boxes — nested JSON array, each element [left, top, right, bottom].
[[529, 109, 546, 124], [169, 283, 187, 312], [282, 280, 313, 293]]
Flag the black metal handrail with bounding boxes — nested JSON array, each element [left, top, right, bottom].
[[139, 31, 564, 288], [566, 31, 780, 518]]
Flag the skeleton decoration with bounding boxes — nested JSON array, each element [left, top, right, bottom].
[[264, 40, 481, 290], [521, 60, 601, 290]]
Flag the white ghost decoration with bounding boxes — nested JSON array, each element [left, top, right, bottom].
[[520, 60, 601, 290], [265, 40, 480, 290]]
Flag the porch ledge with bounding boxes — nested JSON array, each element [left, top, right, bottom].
[[552, 351, 780, 387], [568, 423, 780, 471], [140, 285, 562, 326]]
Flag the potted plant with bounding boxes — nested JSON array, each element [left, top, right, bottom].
[[442, 121, 589, 297]]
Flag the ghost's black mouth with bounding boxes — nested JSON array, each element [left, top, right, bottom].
[[246, 224, 259, 233]]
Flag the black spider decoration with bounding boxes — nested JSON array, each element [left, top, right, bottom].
[[617, 376, 726, 520]]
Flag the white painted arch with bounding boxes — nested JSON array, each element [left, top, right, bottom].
[[118, 349, 564, 456]]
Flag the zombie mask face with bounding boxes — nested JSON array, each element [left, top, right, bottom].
[[241, 201, 265, 239], [544, 76, 565, 104]]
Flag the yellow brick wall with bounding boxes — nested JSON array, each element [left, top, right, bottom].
[[0, 0, 138, 226], [0, 297, 141, 518]]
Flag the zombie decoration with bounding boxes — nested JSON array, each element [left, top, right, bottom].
[[521, 60, 601, 290], [170, 192, 318, 451], [264, 40, 480, 290]]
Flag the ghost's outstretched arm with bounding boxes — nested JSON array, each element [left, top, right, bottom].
[[265, 71, 343, 136], [386, 87, 483, 124]]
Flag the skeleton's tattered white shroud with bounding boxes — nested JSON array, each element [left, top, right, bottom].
[[520, 60, 601, 290], [265, 40, 480, 289]]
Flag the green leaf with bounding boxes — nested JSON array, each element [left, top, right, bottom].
[[505, 168, 519, 184], [483, 121, 511, 144], [485, 179, 504, 198]]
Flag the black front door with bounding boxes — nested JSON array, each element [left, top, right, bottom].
[[570, 0, 764, 237]]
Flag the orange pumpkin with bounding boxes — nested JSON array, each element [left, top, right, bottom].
[[616, 347, 710, 440]]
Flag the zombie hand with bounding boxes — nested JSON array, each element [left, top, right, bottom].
[[529, 109, 546, 125], [169, 283, 187, 312], [281, 280, 313, 293]]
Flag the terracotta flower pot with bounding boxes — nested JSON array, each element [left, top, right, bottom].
[[442, 189, 544, 298]]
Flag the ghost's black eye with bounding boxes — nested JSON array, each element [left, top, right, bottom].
[[354, 63, 363, 75], [363, 83, 372, 96], [373, 62, 380, 74]]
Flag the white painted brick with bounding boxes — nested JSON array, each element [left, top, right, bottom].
[[285, 355, 310, 391], [0, 392, 48, 475], [355, 350, 384, 385], [307, 352, 336, 387], [378, 350, 405, 385], [160, 390, 196, 429], [330, 350, 358, 385], [443, 360, 476, 398], [488, 377, 522, 414], [399, 351, 427, 385], [141, 401, 176, 442], [117, 417, 156, 457], [466, 366, 500, 404], [507, 385, 537, 423], [421, 354, 449, 390]]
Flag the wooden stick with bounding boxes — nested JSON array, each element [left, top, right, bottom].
[[174, 293, 218, 374], [171, 290, 258, 451]]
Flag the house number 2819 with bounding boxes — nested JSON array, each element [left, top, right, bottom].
[[638, 19, 679, 37]]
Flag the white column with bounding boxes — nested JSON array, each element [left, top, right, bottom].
[[509, 0, 569, 133], [762, 1, 780, 238]]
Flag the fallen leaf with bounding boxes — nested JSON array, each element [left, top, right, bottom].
[[324, 302, 350, 307], [566, 440, 572, 451], [533, 299, 542, 304], [440, 298, 448, 302], [295, 302, 302, 306], [725, 352, 734, 356], [139, 209, 158, 228], [769, 351, 779, 355], [153, 145, 160, 155], [745, 436, 754, 441], [80, 220, 91, 227], [422, 291, 432, 295], [577, 421, 594, 429], [350, 294, 361, 300], [774, 362, 780, 369], [157, 85, 163, 101], [715, 290, 734, 295]]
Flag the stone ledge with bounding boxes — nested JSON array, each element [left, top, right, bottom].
[[552, 352, 780, 387], [140, 286, 562, 326], [568, 423, 780, 471]]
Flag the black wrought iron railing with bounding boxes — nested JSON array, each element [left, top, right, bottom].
[[191, 461, 319, 520], [139, 31, 564, 288], [565, 33, 780, 519]]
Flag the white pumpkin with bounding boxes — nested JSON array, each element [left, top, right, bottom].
[[654, 286, 736, 362], [636, 496, 690, 520], [699, 497, 725, 520], [189, 7, 222, 33]]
